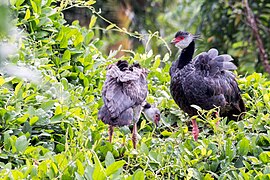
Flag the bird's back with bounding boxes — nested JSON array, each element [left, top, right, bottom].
[[170, 48, 245, 119], [98, 60, 149, 126]]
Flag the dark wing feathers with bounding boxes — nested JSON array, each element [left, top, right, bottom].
[[99, 62, 148, 125]]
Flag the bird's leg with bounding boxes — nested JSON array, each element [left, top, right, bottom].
[[215, 112, 220, 126], [109, 125, 114, 143], [132, 105, 142, 149], [132, 123, 138, 149], [191, 119, 199, 141]]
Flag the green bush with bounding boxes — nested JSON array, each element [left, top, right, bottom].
[[0, 1, 270, 179]]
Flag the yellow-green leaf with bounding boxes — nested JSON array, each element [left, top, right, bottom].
[[24, 8, 31, 20], [106, 24, 115, 30], [76, 159, 84, 175], [0, 76, 5, 86], [30, 116, 39, 126], [89, 15, 97, 29], [15, 81, 23, 96]]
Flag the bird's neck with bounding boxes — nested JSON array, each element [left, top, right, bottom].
[[177, 41, 195, 69]]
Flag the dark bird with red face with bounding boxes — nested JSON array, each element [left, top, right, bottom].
[[170, 31, 245, 141], [98, 60, 160, 149]]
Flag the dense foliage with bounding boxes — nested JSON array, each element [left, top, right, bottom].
[[0, 0, 270, 179]]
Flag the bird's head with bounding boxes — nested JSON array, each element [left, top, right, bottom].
[[171, 31, 199, 49], [142, 102, 160, 126]]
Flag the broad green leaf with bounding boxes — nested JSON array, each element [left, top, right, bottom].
[[259, 152, 270, 164], [11, 170, 24, 179], [74, 34, 84, 47], [140, 143, 149, 155], [50, 114, 64, 123], [92, 151, 106, 180], [105, 151, 115, 167], [63, 50, 71, 61], [85, 31, 94, 45], [133, 169, 144, 180], [105, 160, 125, 177], [161, 130, 172, 137], [89, 15, 97, 29], [30, 116, 39, 126], [16, 113, 29, 124], [41, 100, 55, 111], [203, 173, 214, 180], [16, 0, 25, 7], [10, 0, 16, 6], [15, 135, 28, 153], [237, 137, 249, 156]]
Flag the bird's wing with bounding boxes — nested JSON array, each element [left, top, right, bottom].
[[102, 64, 148, 119], [182, 68, 245, 117], [193, 48, 237, 76]]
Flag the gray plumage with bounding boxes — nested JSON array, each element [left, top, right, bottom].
[[98, 60, 148, 127]]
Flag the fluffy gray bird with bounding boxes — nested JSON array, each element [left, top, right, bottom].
[[170, 31, 246, 141], [98, 60, 160, 149]]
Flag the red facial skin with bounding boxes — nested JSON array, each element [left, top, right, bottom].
[[171, 36, 184, 44], [154, 114, 160, 125]]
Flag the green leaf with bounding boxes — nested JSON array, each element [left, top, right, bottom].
[[29, 116, 39, 125], [24, 9, 31, 20], [105, 160, 125, 177], [63, 50, 71, 61], [161, 130, 172, 137], [10, 0, 16, 6], [133, 169, 144, 180], [51, 114, 64, 123], [74, 34, 84, 47], [30, 0, 38, 13], [41, 100, 55, 111], [105, 151, 115, 167], [92, 151, 106, 180], [16, 0, 25, 7], [89, 15, 97, 29], [106, 24, 115, 30], [17, 114, 29, 124], [76, 159, 84, 175], [85, 31, 94, 45], [259, 152, 270, 164], [237, 137, 249, 156], [15, 135, 28, 153], [140, 143, 149, 155], [15, 81, 23, 96]]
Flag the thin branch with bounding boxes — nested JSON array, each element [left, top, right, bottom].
[[243, 0, 270, 74]]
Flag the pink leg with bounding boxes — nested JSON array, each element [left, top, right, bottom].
[[192, 119, 199, 141]]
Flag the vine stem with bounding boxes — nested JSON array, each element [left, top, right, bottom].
[[243, 0, 270, 74]]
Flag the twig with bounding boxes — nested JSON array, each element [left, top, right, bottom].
[[242, 0, 270, 74]]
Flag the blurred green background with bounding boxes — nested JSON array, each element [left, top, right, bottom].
[[62, 0, 270, 75]]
